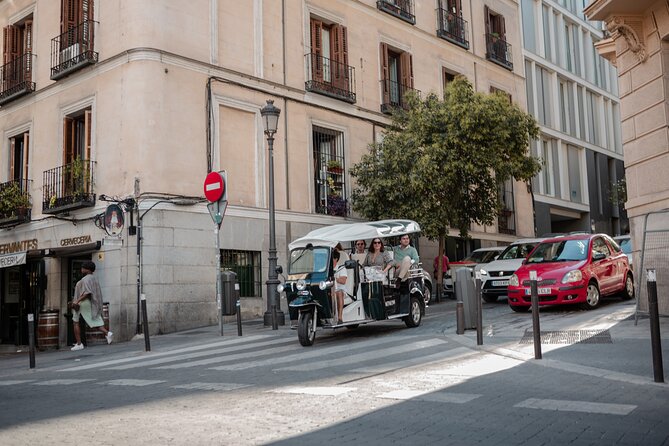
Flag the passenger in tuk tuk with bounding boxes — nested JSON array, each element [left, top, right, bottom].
[[393, 234, 419, 282], [351, 239, 367, 262], [332, 250, 348, 324], [363, 238, 393, 274]]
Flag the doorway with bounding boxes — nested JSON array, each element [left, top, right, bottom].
[[0, 260, 44, 345]]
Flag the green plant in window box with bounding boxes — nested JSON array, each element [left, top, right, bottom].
[[0, 182, 31, 219], [326, 159, 343, 174], [66, 158, 88, 200]]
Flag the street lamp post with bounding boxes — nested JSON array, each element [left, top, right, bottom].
[[261, 100, 284, 329]]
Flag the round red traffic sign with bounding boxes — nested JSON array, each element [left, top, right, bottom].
[[203, 171, 225, 202]]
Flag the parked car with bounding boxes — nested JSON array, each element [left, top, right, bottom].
[[613, 235, 633, 270], [507, 233, 634, 312], [442, 247, 504, 295], [479, 238, 547, 302]]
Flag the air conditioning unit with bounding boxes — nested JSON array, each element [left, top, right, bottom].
[[60, 43, 80, 64]]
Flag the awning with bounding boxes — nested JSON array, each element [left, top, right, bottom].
[[45, 241, 101, 257], [0, 252, 27, 269]]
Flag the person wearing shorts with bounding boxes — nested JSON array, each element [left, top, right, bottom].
[[332, 250, 348, 324], [71, 261, 113, 351]]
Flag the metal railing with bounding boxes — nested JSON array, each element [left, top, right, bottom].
[[0, 178, 32, 224], [305, 53, 356, 103], [437, 9, 469, 49], [42, 159, 96, 213], [0, 53, 36, 105], [51, 20, 99, 80], [485, 33, 513, 70], [380, 78, 419, 113], [377, 0, 415, 24]]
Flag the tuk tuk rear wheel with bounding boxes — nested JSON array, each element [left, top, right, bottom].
[[298, 311, 316, 346], [404, 297, 423, 328]]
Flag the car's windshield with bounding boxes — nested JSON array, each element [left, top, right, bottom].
[[526, 239, 588, 263], [289, 247, 330, 274], [498, 243, 538, 260], [463, 250, 489, 263], [617, 239, 632, 254]]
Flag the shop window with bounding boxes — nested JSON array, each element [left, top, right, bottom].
[[221, 250, 261, 298], [313, 126, 347, 217]]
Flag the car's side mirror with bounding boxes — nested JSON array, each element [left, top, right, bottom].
[[592, 252, 606, 262]]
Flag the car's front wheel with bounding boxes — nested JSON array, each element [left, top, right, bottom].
[[582, 281, 600, 310], [622, 273, 634, 300]]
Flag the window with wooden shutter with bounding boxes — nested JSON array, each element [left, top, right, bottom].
[[310, 19, 323, 82], [332, 24, 348, 90], [380, 43, 390, 105], [400, 52, 413, 89], [9, 132, 30, 181]]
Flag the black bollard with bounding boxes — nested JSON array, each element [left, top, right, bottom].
[[530, 270, 542, 360], [646, 269, 664, 383], [28, 313, 35, 369], [236, 299, 243, 336], [476, 273, 483, 346], [141, 293, 151, 352], [456, 301, 465, 334]]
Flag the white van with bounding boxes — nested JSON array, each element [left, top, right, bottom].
[[479, 238, 547, 302]]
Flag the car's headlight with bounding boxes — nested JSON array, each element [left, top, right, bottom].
[[296, 279, 307, 291], [561, 270, 582, 284], [277, 283, 285, 293], [480, 269, 488, 276], [508, 274, 519, 287]]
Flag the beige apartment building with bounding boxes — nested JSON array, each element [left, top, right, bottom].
[[585, 0, 669, 315], [0, 0, 532, 347]]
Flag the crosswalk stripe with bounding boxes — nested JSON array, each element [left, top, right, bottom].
[[269, 386, 356, 396], [378, 390, 481, 403], [209, 336, 402, 371], [171, 382, 251, 391], [352, 346, 475, 373], [0, 380, 34, 386], [106, 337, 292, 370], [102, 379, 166, 387], [57, 335, 270, 372], [154, 342, 298, 369], [514, 398, 637, 415], [275, 338, 447, 372], [33, 379, 95, 386]]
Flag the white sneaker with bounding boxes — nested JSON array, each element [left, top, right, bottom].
[[105, 331, 113, 345], [71, 343, 84, 351]]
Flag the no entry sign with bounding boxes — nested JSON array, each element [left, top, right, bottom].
[[203, 171, 225, 202]]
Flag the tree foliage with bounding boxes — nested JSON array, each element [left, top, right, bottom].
[[350, 77, 542, 240]]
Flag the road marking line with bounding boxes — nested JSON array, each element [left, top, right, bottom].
[[514, 398, 637, 415], [0, 380, 34, 386], [270, 386, 356, 396], [172, 382, 251, 391], [209, 336, 401, 371], [57, 335, 270, 372], [101, 379, 166, 387], [155, 342, 298, 369], [32, 379, 95, 386], [104, 337, 290, 370], [276, 338, 447, 372], [378, 390, 481, 403], [353, 346, 475, 373]]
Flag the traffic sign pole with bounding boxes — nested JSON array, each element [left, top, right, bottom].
[[204, 171, 228, 336]]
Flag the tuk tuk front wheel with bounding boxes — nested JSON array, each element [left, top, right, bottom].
[[298, 311, 316, 346], [404, 297, 423, 328]]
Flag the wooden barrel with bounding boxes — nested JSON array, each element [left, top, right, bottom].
[[85, 302, 109, 345], [37, 311, 60, 350]]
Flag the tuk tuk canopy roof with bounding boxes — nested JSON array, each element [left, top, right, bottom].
[[288, 219, 421, 250]]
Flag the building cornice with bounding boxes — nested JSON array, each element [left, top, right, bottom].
[[606, 15, 647, 63]]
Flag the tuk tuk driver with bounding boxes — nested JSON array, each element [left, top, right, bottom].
[[332, 250, 348, 324], [393, 234, 419, 282]]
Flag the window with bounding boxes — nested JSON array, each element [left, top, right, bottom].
[[437, 0, 468, 48], [540, 139, 555, 196], [591, 237, 610, 257], [377, 0, 415, 25], [313, 126, 347, 217], [9, 132, 29, 181], [498, 179, 515, 235], [521, 0, 536, 52], [52, 0, 97, 80], [542, 5, 552, 61], [307, 18, 354, 102], [485, 6, 512, 69], [535, 66, 552, 126], [221, 250, 261, 298], [567, 144, 582, 203], [443, 69, 456, 91], [1, 16, 34, 104], [64, 108, 92, 164], [380, 43, 414, 112], [490, 86, 512, 103], [61, 0, 94, 38]]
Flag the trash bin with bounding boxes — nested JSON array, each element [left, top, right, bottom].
[[454, 267, 477, 329]]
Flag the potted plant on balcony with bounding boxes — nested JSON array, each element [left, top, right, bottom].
[[65, 158, 88, 201], [326, 194, 348, 217], [327, 159, 343, 174], [0, 182, 31, 220]]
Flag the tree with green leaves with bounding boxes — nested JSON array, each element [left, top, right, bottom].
[[350, 77, 542, 299]]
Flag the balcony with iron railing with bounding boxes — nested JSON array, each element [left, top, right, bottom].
[[0, 53, 36, 106], [498, 208, 516, 235], [377, 0, 415, 25], [0, 179, 32, 227], [42, 159, 96, 214], [437, 8, 469, 49], [485, 33, 513, 70], [305, 53, 356, 104], [380, 78, 419, 114], [51, 20, 99, 80]]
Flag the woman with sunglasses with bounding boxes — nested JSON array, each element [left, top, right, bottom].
[[363, 238, 392, 274]]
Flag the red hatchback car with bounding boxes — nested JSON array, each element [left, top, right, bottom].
[[507, 234, 634, 312]]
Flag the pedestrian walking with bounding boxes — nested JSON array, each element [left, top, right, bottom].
[[70, 261, 112, 351]]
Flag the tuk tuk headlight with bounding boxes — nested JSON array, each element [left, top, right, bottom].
[[296, 279, 307, 291], [277, 283, 285, 293], [318, 280, 332, 290]]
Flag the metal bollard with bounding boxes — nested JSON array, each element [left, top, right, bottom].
[[529, 270, 542, 360], [646, 269, 664, 383], [475, 272, 483, 346], [28, 313, 35, 369], [456, 301, 465, 335], [141, 294, 151, 352], [236, 299, 242, 336]]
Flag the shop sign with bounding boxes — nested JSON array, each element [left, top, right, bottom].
[[0, 239, 38, 255], [60, 235, 92, 247], [0, 252, 27, 268]]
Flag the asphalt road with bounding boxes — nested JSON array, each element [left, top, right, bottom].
[[0, 297, 668, 445]]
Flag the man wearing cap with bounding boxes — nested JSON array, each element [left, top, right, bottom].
[[70, 261, 113, 351]]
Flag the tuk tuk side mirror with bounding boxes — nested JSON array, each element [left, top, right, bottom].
[[344, 260, 357, 269]]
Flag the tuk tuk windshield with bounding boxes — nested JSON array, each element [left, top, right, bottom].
[[289, 247, 330, 274]]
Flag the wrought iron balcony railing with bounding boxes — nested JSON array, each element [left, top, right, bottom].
[[377, 0, 415, 25], [42, 159, 96, 214], [0, 53, 36, 106], [0, 178, 32, 227], [485, 33, 513, 70], [437, 9, 469, 49], [498, 208, 516, 235], [305, 53, 356, 104], [380, 79, 419, 114], [51, 20, 99, 80]]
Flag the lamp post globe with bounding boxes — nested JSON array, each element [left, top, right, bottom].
[[261, 99, 284, 328]]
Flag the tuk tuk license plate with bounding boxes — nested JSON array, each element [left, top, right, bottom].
[[491, 280, 508, 287], [525, 287, 552, 295], [298, 290, 309, 296]]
